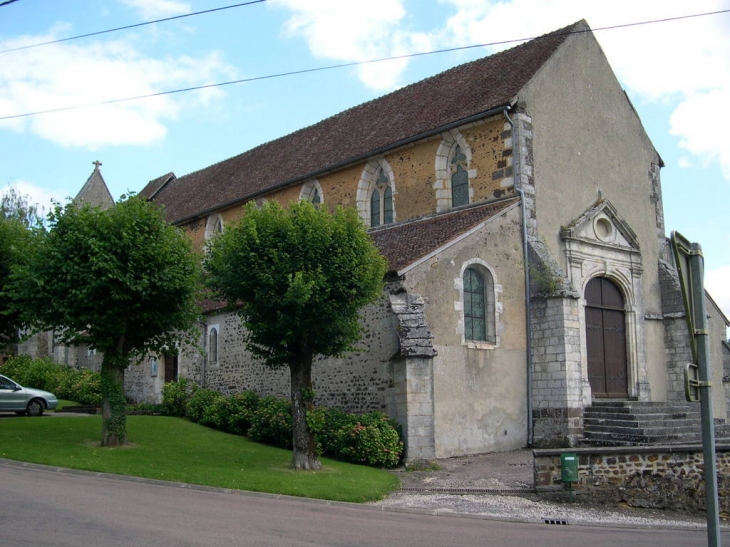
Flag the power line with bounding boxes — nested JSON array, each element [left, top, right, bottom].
[[0, 0, 21, 7], [0, 0, 266, 55], [1, 8, 728, 122]]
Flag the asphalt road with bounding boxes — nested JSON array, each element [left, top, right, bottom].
[[1, 460, 723, 547]]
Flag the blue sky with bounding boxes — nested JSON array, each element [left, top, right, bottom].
[[1, 0, 728, 319]]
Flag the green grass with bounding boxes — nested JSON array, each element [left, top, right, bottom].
[[0, 415, 400, 503], [52, 399, 81, 411]]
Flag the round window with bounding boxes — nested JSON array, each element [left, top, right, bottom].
[[594, 217, 614, 242]]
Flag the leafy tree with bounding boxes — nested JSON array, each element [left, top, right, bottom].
[[0, 217, 34, 349], [13, 196, 201, 446], [1, 186, 46, 228], [205, 201, 387, 470]]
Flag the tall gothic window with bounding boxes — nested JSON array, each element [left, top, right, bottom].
[[451, 145, 469, 208], [370, 168, 393, 227], [208, 327, 218, 366], [463, 266, 495, 343]]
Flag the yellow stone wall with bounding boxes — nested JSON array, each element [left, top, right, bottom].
[[182, 115, 512, 252]]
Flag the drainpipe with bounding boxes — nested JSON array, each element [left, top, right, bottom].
[[503, 108, 534, 447], [200, 322, 207, 388]]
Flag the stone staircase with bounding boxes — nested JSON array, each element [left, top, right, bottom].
[[582, 401, 730, 446]]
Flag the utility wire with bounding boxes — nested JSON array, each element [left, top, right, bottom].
[[0, 0, 266, 54], [1, 8, 728, 122], [0, 0, 21, 6]]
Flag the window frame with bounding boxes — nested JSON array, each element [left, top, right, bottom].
[[457, 260, 498, 348]]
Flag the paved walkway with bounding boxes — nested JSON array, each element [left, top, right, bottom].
[[374, 450, 725, 530]]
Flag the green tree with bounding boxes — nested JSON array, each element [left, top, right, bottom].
[[1, 186, 46, 228], [13, 196, 201, 446], [205, 201, 387, 470], [0, 217, 34, 349]]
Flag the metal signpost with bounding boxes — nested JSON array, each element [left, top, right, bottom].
[[671, 231, 721, 547]]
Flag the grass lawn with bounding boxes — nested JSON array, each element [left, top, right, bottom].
[[0, 415, 400, 503]]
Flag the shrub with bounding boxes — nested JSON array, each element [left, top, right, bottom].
[[0, 355, 61, 392], [198, 392, 233, 430], [161, 377, 197, 417], [0, 354, 34, 382], [0, 355, 101, 404], [336, 412, 403, 468], [248, 396, 292, 449], [219, 391, 260, 435], [185, 387, 223, 426], [308, 406, 353, 457], [56, 368, 101, 405]]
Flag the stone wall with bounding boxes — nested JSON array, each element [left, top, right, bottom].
[[534, 445, 730, 512], [177, 293, 400, 417], [659, 259, 692, 403], [530, 297, 583, 447]]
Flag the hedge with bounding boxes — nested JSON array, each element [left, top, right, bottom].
[[162, 380, 403, 467]]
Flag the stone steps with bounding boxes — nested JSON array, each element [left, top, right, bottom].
[[581, 401, 719, 447]]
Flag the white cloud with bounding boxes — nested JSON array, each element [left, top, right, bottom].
[[270, 0, 433, 91], [0, 33, 236, 149], [272, 0, 730, 180], [0, 180, 70, 214], [706, 265, 730, 325], [119, 0, 191, 20], [669, 88, 730, 179]]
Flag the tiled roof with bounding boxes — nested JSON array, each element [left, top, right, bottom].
[[152, 21, 584, 224], [372, 197, 519, 273], [139, 172, 176, 200], [74, 166, 115, 210]]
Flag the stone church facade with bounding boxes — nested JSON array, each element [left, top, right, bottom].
[[25, 21, 730, 461]]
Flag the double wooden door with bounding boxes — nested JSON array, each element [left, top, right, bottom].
[[585, 277, 628, 398]]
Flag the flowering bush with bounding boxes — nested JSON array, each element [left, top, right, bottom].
[[161, 376, 197, 417], [248, 396, 293, 449], [1, 355, 101, 405], [159, 380, 404, 468], [185, 387, 223, 426]]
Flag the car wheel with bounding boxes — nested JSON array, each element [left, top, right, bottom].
[[26, 399, 45, 417]]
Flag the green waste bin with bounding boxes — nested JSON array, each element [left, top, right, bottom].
[[561, 453, 578, 483]]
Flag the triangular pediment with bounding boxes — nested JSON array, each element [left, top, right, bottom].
[[560, 199, 639, 250]]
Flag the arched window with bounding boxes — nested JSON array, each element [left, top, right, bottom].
[[208, 327, 218, 366], [370, 168, 393, 227], [451, 145, 469, 208], [300, 179, 324, 206], [463, 266, 495, 343], [434, 131, 475, 213], [357, 160, 396, 227], [205, 214, 224, 241]]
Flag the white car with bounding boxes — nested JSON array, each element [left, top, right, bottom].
[[0, 374, 59, 416]]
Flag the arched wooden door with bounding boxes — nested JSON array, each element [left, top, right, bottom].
[[585, 277, 628, 398]]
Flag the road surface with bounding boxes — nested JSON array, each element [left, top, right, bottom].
[[0, 460, 721, 546]]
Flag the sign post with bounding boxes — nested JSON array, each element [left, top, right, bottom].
[[671, 231, 721, 547]]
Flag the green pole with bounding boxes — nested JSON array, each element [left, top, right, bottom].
[[690, 243, 721, 547]]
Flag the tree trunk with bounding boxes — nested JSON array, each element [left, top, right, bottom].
[[290, 350, 321, 470], [100, 359, 127, 447]]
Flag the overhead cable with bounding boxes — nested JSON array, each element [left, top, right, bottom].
[[1, 8, 728, 121], [0, 0, 266, 55]]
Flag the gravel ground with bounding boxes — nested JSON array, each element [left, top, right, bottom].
[[371, 450, 725, 530]]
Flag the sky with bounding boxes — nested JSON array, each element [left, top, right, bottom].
[[0, 0, 728, 321]]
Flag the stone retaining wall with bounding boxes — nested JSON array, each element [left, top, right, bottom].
[[534, 445, 730, 512]]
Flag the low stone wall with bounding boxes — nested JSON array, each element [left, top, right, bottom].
[[534, 445, 730, 513]]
